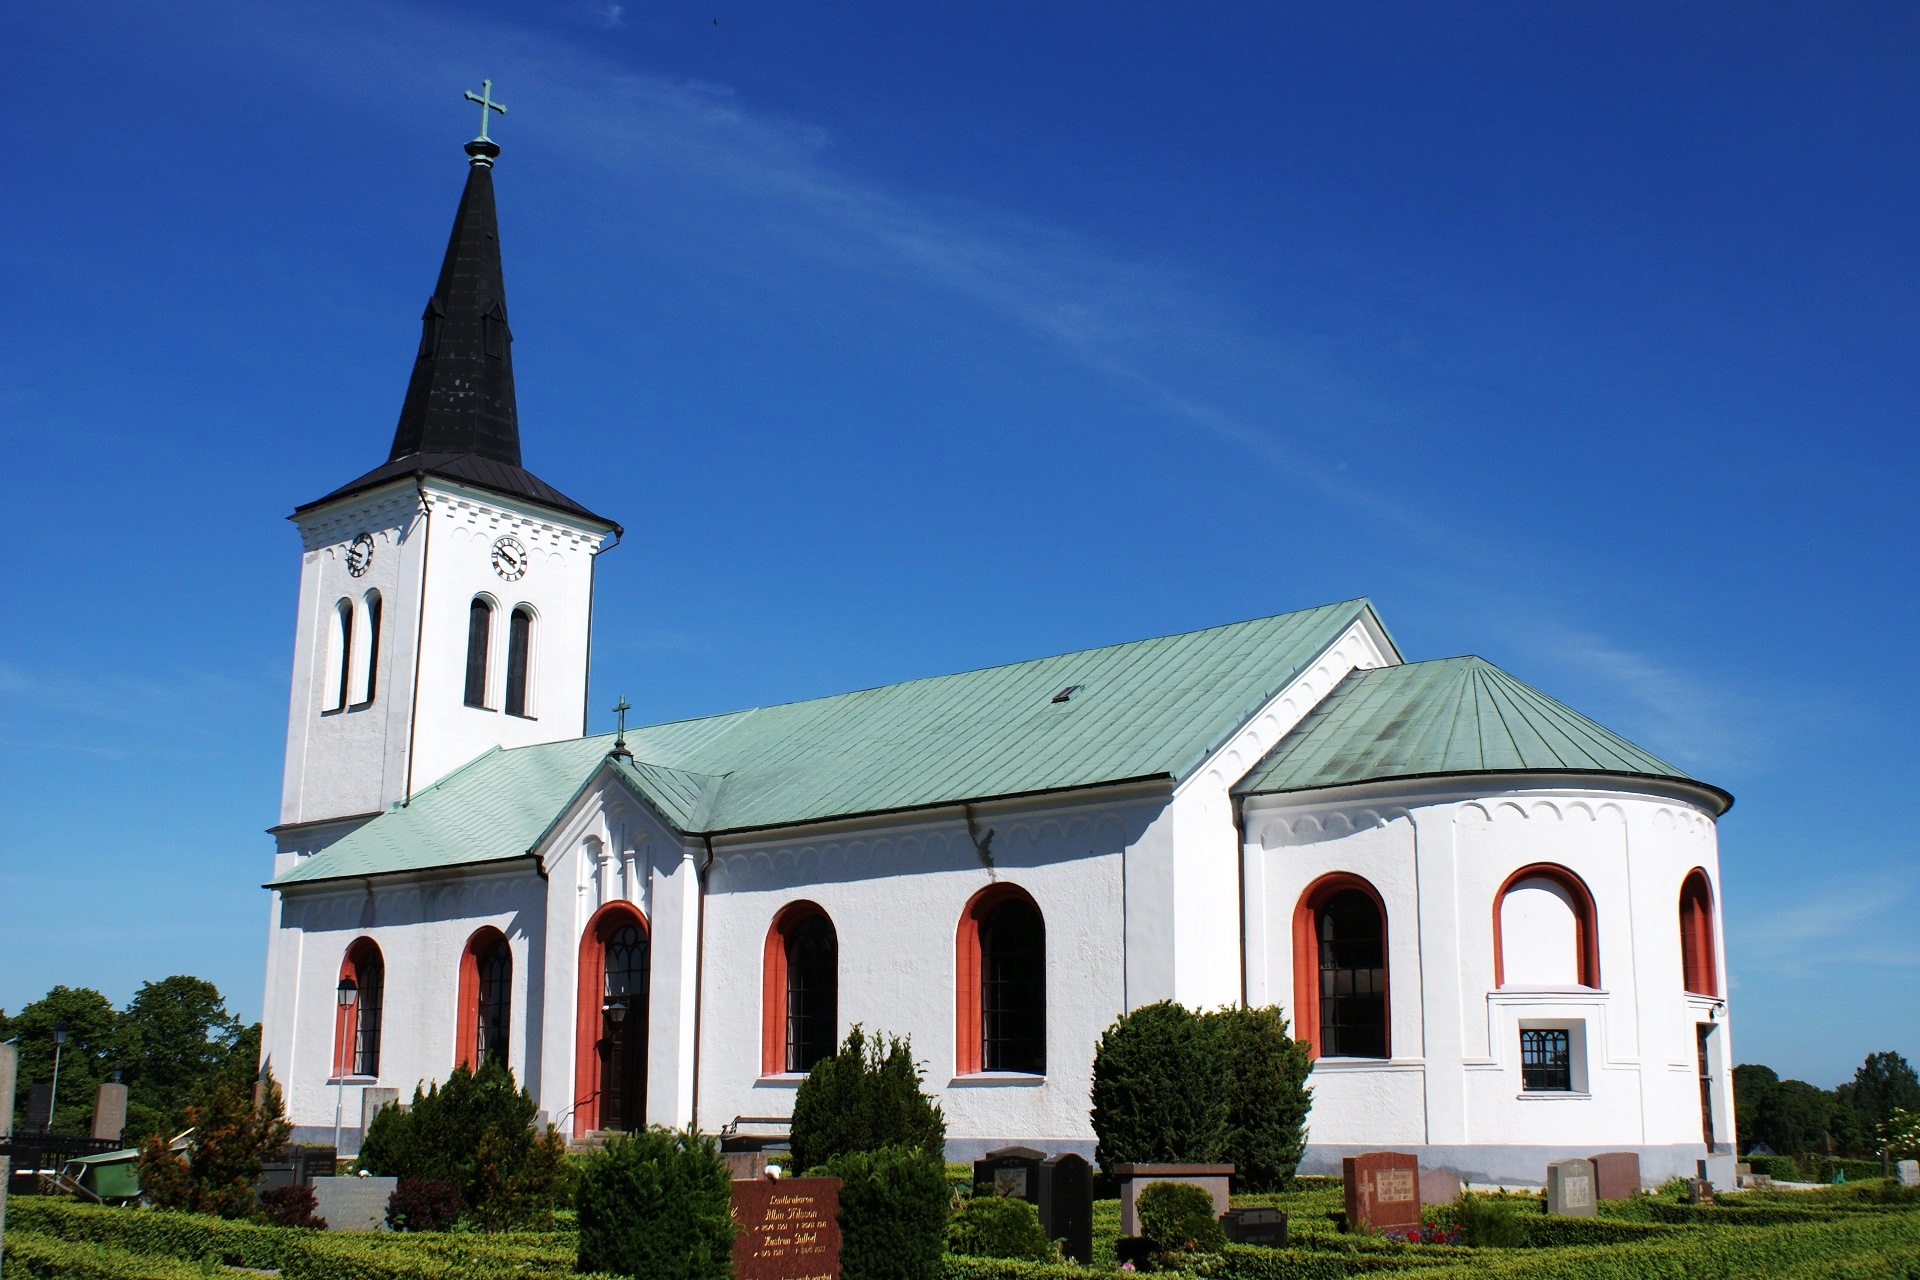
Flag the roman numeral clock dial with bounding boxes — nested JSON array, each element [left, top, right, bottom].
[[491, 535, 528, 581]]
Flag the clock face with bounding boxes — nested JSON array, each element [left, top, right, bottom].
[[346, 533, 375, 578], [491, 535, 528, 581]]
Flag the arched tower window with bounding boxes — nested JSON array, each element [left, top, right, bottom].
[[464, 597, 493, 708], [956, 885, 1045, 1076], [360, 590, 383, 706], [1292, 874, 1389, 1060], [457, 927, 513, 1068], [1679, 869, 1718, 996], [335, 938, 384, 1078], [573, 903, 649, 1135], [762, 903, 838, 1075], [1494, 864, 1600, 988], [327, 598, 355, 712], [505, 607, 534, 717]]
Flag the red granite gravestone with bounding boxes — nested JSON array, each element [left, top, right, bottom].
[[1589, 1152, 1641, 1201], [730, 1176, 842, 1280], [1342, 1152, 1422, 1236]]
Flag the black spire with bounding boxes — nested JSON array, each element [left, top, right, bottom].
[[388, 139, 520, 465]]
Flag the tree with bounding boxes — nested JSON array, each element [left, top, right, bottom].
[[122, 976, 247, 1143], [1205, 1005, 1313, 1191], [137, 1063, 293, 1219], [5, 986, 124, 1134], [788, 1027, 946, 1172], [1089, 1001, 1228, 1174], [1733, 1063, 1778, 1151], [1842, 1052, 1920, 1141]]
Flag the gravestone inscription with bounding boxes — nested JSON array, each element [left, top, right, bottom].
[[1545, 1158, 1597, 1217], [974, 1146, 1046, 1203], [1342, 1152, 1422, 1235], [731, 1175, 842, 1280], [1589, 1152, 1640, 1201]]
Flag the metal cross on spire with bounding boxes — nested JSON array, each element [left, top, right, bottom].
[[611, 696, 632, 760], [464, 79, 508, 142]]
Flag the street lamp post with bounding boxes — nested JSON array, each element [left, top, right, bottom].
[[47, 1022, 70, 1133], [333, 978, 358, 1156]]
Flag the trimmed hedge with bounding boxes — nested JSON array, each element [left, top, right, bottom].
[[826, 1144, 952, 1280], [574, 1128, 735, 1280], [0, 1232, 211, 1280], [947, 1195, 1055, 1261]]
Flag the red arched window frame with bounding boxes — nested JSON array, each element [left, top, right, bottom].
[[456, 926, 511, 1069], [333, 938, 384, 1078], [955, 883, 1045, 1077], [761, 901, 837, 1076], [1679, 869, 1717, 996], [573, 901, 648, 1137], [1492, 863, 1601, 989], [1291, 873, 1390, 1061]]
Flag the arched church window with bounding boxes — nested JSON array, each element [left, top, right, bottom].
[[505, 607, 533, 717], [361, 590, 382, 706], [1494, 864, 1600, 988], [573, 904, 649, 1136], [457, 928, 513, 1068], [335, 939, 384, 1078], [956, 885, 1045, 1076], [328, 598, 354, 712], [465, 597, 493, 708], [1679, 869, 1717, 996], [762, 904, 838, 1075], [1292, 874, 1389, 1060]]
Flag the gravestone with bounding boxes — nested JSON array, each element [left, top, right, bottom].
[[1589, 1152, 1640, 1201], [1418, 1168, 1462, 1206], [1114, 1163, 1233, 1238], [1685, 1177, 1713, 1205], [1697, 1154, 1737, 1192], [360, 1087, 400, 1137], [309, 1175, 396, 1230], [726, 1151, 773, 1181], [25, 1083, 53, 1133], [91, 1083, 128, 1143], [1898, 1160, 1919, 1189], [1341, 1152, 1422, 1235], [1040, 1153, 1093, 1264], [974, 1145, 1046, 1203], [1220, 1206, 1288, 1247], [1545, 1158, 1597, 1217], [731, 1175, 842, 1280]]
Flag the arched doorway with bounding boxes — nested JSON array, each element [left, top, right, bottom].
[[574, 903, 650, 1135]]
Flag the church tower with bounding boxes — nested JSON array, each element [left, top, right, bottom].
[[276, 126, 620, 859]]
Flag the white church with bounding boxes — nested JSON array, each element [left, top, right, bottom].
[[259, 128, 1738, 1186]]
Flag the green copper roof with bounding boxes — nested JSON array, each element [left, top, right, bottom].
[[274, 599, 1384, 886], [1233, 656, 1731, 811]]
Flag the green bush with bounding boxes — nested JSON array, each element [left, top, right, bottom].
[[1208, 1006, 1312, 1191], [823, 1143, 951, 1280], [1089, 1002, 1312, 1190], [1089, 1001, 1228, 1172], [356, 1057, 567, 1230], [136, 1063, 293, 1220], [789, 1026, 947, 1171], [574, 1127, 735, 1280], [947, 1195, 1055, 1261], [1447, 1195, 1524, 1248], [1136, 1180, 1226, 1259], [0, 1230, 213, 1280]]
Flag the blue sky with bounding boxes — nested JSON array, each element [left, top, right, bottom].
[[2, 2, 1914, 1089]]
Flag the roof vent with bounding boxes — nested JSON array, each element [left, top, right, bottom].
[[1051, 685, 1081, 704]]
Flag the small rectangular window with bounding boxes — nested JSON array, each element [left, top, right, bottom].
[[1520, 1027, 1572, 1092]]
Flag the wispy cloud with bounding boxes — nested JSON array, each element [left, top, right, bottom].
[[1730, 877, 1920, 978]]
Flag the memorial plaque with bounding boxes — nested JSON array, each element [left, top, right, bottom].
[[1039, 1153, 1093, 1265], [1589, 1152, 1640, 1201], [731, 1175, 841, 1280], [91, 1083, 128, 1143], [1341, 1152, 1422, 1235], [1418, 1168, 1461, 1206], [1545, 1158, 1596, 1217], [1898, 1160, 1919, 1189], [1221, 1206, 1288, 1247]]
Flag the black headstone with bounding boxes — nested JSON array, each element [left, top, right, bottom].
[[25, 1083, 54, 1133], [973, 1146, 1045, 1204], [1040, 1153, 1093, 1264], [1221, 1206, 1288, 1248]]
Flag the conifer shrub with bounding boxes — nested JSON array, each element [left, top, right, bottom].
[[1135, 1180, 1225, 1258], [355, 1057, 566, 1230], [136, 1064, 293, 1219], [1451, 1193, 1526, 1247], [822, 1144, 950, 1280], [574, 1127, 735, 1280], [789, 1026, 946, 1171], [385, 1177, 464, 1232], [945, 1194, 1055, 1261], [1089, 1002, 1312, 1190]]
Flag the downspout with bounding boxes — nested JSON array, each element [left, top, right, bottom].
[[1232, 792, 1250, 1009], [402, 476, 433, 803], [581, 527, 621, 735], [690, 834, 715, 1133]]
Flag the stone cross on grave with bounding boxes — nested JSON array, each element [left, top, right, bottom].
[[612, 697, 632, 760], [464, 79, 508, 142]]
